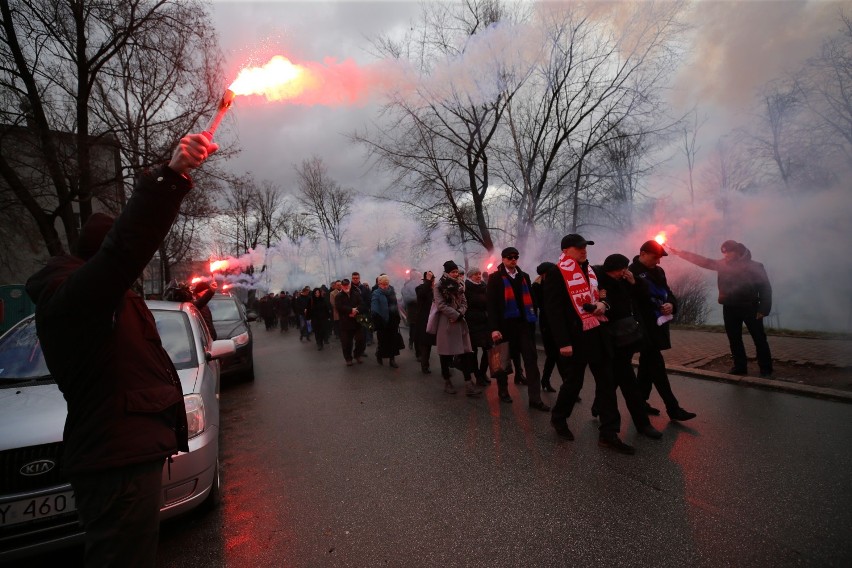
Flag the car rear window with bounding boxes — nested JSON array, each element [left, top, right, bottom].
[[209, 298, 241, 321]]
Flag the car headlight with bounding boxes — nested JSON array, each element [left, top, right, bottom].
[[232, 331, 250, 347], [184, 394, 206, 439]]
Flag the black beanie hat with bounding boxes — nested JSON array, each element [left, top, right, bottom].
[[602, 253, 630, 272], [443, 260, 459, 273]]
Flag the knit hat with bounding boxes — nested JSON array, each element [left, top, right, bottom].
[[443, 260, 459, 273], [602, 254, 630, 272]]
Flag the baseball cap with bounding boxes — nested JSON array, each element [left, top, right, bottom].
[[640, 240, 668, 256], [560, 234, 594, 249]]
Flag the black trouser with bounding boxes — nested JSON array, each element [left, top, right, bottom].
[[612, 349, 652, 430], [418, 341, 432, 370], [541, 331, 558, 385], [723, 305, 773, 374], [636, 347, 680, 412], [339, 325, 365, 361], [315, 320, 328, 346], [71, 460, 163, 568], [501, 320, 542, 404], [552, 351, 621, 435], [278, 314, 289, 331]]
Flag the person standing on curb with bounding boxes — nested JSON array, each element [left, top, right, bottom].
[[669, 240, 773, 378]]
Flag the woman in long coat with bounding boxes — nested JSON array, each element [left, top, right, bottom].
[[427, 261, 481, 396], [464, 268, 491, 387], [309, 287, 331, 350], [371, 274, 401, 367], [414, 271, 435, 374]]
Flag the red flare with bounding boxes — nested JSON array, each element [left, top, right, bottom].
[[210, 260, 229, 273]]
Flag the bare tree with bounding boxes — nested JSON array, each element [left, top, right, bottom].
[[493, 1, 685, 244], [0, 0, 224, 259], [357, 0, 527, 252], [295, 156, 353, 276]]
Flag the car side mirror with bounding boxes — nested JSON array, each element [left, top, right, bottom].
[[206, 339, 237, 361]]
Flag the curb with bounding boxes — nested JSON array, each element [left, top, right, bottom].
[[663, 364, 852, 404]]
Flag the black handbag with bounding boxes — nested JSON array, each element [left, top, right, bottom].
[[609, 316, 644, 348]]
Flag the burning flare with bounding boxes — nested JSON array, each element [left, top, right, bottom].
[[654, 232, 667, 246], [209, 260, 230, 273], [229, 56, 319, 101]]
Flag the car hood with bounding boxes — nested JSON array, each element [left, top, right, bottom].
[[0, 384, 66, 451], [0, 368, 201, 452]]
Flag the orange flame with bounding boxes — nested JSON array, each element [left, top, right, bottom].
[[210, 260, 229, 273], [222, 283, 232, 291], [190, 276, 203, 284], [229, 56, 320, 101], [486, 262, 494, 270], [654, 232, 667, 245]]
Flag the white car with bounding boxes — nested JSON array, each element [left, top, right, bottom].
[[0, 300, 235, 561]]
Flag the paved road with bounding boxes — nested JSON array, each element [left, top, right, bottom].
[[149, 325, 852, 568]]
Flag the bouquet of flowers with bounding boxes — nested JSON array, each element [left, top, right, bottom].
[[355, 313, 374, 331]]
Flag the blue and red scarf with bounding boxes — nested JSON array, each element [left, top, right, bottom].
[[501, 271, 537, 323]]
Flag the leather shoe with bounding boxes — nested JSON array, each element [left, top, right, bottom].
[[421, 367, 432, 374], [389, 359, 399, 368], [376, 354, 383, 365], [644, 403, 661, 416], [639, 425, 663, 439], [591, 405, 599, 418], [541, 381, 557, 393], [514, 374, 527, 385], [728, 367, 747, 376], [498, 392, 513, 403], [598, 436, 636, 455], [551, 420, 574, 440], [529, 400, 551, 412], [668, 407, 697, 421]]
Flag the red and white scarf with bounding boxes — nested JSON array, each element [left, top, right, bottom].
[[557, 253, 607, 331]]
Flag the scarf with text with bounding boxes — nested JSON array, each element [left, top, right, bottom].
[[501, 270, 537, 323], [557, 253, 607, 331]]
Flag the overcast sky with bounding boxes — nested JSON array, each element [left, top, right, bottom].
[[208, 0, 846, 196], [208, 1, 852, 331]]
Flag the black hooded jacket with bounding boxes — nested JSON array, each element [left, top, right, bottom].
[[25, 165, 191, 475], [628, 257, 678, 351]]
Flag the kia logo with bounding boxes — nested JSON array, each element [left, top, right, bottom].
[[20, 459, 56, 476]]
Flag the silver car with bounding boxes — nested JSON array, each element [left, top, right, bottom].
[[0, 301, 235, 561]]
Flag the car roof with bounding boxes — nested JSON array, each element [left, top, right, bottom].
[[146, 300, 193, 312]]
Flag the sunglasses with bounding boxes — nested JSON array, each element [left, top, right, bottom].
[[505, 255, 519, 260]]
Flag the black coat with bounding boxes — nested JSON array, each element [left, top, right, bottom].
[[415, 280, 435, 346], [193, 288, 217, 340], [334, 288, 363, 331], [541, 260, 610, 362], [628, 258, 677, 351], [485, 263, 536, 334], [464, 280, 492, 349], [25, 165, 190, 475]]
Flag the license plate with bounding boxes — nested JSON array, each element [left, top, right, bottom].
[[0, 490, 76, 527]]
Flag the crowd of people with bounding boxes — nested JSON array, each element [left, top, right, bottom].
[[242, 232, 776, 457]]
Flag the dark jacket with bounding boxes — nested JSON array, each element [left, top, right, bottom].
[[334, 287, 363, 331], [193, 287, 217, 340], [464, 279, 492, 349], [486, 263, 536, 334], [309, 292, 331, 323], [25, 165, 190, 475], [415, 279, 435, 346], [594, 266, 647, 353], [628, 258, 678, 351], [675, 247, 772, 314], [541, 259, 609, 362]]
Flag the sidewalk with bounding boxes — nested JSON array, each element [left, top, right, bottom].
[[649, 329, 852, 403]]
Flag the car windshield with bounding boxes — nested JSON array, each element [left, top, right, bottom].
[[151, 310, 197, 370], [209, 298, 240, 321], [0, 318, 50, 382]]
